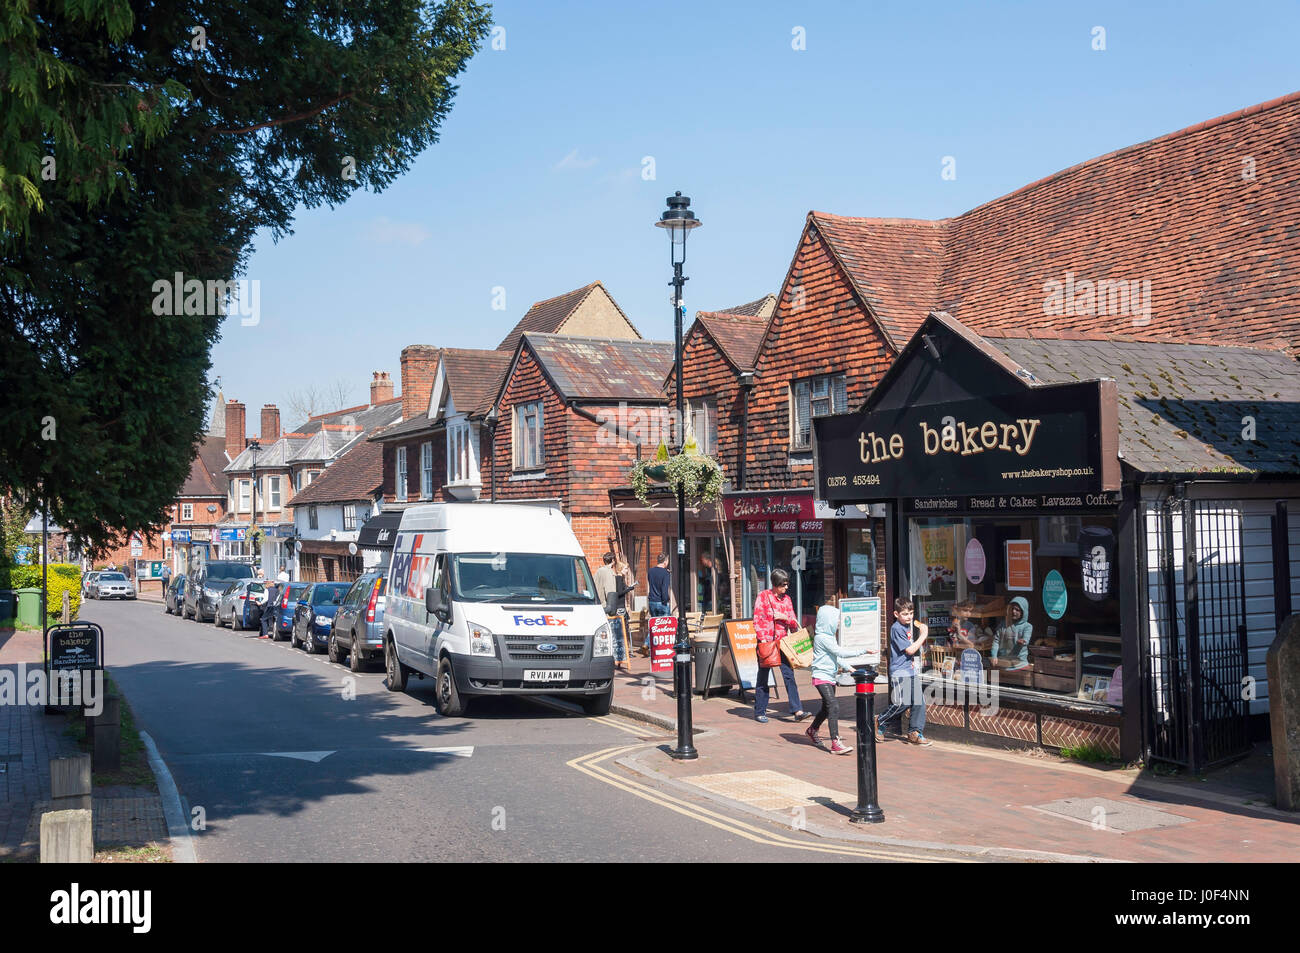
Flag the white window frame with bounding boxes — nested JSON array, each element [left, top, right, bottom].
[[448, 421, 475, 484], [238, 479, 252, 513], [513, 401, 544, 471], [343, 503, 357, 530], [420, 441, 434, 499], [181, 503, 193, 521], [269, 475, 282, 510], [396, 446, 408, 499], [791, 374, 848, 450]]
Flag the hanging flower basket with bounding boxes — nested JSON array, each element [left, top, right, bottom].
[[629, 453, 723, 506]]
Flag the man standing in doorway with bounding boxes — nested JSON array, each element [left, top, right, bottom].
[[648, 552, 672, 617]]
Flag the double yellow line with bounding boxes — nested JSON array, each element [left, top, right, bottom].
[[568, 738, 966, 862]]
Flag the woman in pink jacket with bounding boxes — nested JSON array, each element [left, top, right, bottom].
[[752, 569, 808, 723]]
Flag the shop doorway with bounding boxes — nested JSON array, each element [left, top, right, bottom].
[[1145, 500, 1252, 772]]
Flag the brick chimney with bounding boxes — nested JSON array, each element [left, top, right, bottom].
[[224, 400, 246, 460], [400, 346, 440, 420], [260, 404, 281, 442], [370, 371, 394, 406]]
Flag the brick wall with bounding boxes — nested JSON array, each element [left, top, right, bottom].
[[492, 347, 570, 508], [400, 345, 440, 421], [381, 431, 447, 503], [570, 513, 617, 575], [742, 223, 896, 490], [674, 326, 744, 488], [565, 402, 655, 514]]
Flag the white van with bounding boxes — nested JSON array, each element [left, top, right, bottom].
[[383, 503, 615, 716]]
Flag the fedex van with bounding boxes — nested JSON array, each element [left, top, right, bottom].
[[383, 503, 616, 716]]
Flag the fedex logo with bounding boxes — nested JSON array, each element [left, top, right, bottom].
[[513, 615, 568, 627]]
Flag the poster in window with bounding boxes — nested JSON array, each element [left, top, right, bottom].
[[1005, 539, 1033, 591], [964, 537, 986, 584], [920, 525, 957, 589], [1077, 526, 1114, 601], [837, 597, 881, 666]]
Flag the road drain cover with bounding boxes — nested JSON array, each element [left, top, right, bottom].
[[1032, 796, 1191, 833]]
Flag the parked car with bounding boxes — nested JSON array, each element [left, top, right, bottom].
[[216, 579, 268, 630], [383, 503, 614, 717], [164, 574, 187, 614], [94, 571, 136, 600], [328, 571, 387, 672], [184, 560, 256, 622], [266, 582, 309, 641], [291, 582, 352, 654], [82, 572, 101, 599]]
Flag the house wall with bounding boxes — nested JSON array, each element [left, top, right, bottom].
[[560, 286, 640, 341], [381, 433, 448, 504], [492, 348, 571, 509]]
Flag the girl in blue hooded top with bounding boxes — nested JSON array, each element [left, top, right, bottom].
[[992, 596, 1033, 668], [805, 604, 863, 755]]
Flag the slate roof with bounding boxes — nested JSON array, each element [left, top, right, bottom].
[[224, 434, 309, 472], [984, 332, 1300, 476], [715, 294, 777, 319], [181, 435, 230, 497], [691, 313, 771, 371], [810, 90, 1300, 356], [290, 398, 402, 437], [287, 437, 384, 506], [522, 334, 674, 401], [288, 426, 364, 465], [440, 348, 513, 417]]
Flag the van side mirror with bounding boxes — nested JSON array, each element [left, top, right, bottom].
[[425, 587, 442, 615]]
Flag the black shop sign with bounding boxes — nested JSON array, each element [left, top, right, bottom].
[[45, 623, 103, 672]]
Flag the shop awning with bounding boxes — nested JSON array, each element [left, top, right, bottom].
[[814, 312, 1121, 504], [356, 510, 403, 550]]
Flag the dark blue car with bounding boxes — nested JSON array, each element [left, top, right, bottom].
[[291, 582, 352, 654], [267, 582, 308, 641]]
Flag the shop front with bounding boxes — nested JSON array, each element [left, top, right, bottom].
[[815, 313, 1132, 757]]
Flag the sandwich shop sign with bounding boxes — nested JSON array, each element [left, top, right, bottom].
[[815, 382, 1117, 502]]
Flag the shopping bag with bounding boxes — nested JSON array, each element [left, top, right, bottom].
[[756, 638, 783, 668], [779, 627, 814, 669]]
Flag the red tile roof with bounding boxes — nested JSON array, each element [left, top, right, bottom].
[[691, 313, 771, 371], [439, 348, 513, 417], [522, 334, 673, 401], [811, 90, 1300, 356], [715, 294, 777, 318], [180, 435, 229, 497]]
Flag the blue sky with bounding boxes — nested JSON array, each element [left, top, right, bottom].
[[210, 0, 1300, 426]]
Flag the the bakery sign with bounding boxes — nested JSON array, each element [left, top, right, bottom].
[[815, 382, 1117, 501]]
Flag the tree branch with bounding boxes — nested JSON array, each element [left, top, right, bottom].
[[210, 92, 354, 136]]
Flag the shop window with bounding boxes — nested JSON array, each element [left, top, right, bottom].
[[904, 513, 1121, 705], [844, 526, 876, 596], [790, 375, 847, 450]]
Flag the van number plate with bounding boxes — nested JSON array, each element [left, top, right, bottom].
[[524, 670, 569, 683]]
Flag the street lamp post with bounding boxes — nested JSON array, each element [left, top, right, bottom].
[[656, 191, 701, 761], [247, 441, 261, 564]]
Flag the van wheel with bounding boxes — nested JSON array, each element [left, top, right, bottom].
[[385, 640, 407, 692], [434, 656, 465, 717], [582, 688, 613, 716]]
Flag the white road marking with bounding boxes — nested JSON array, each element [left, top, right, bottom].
[[408, 746, 475, 757], [260, 751, 336, 762]]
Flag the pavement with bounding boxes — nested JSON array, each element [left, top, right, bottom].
[[607, 650, 1300, 862], [0, 625, 170, 861]]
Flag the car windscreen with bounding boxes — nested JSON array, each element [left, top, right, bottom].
[[206, 563, 255, 582], [311, 584, 351, 606], [100, 573, 127, 581], [450, 553, 598, 604]]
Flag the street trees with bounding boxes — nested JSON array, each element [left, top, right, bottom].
[[0, 0, 491, 554]]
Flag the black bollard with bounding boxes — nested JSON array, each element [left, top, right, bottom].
[[850, 666, 885, 823]]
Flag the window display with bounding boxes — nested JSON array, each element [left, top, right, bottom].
[[907, 513, 1121, 706]]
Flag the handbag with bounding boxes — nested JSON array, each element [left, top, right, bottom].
[[756, 638, 782, 668], [779, 627, 814, 669]]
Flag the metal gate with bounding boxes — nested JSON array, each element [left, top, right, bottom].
[[1143, 498, 1252, 772]]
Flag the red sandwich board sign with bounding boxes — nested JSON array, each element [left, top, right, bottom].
[[649, 615, 679, 674]]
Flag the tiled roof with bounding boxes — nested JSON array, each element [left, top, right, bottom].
[[811, 90, 1300, 356], [497, 282, 599, 353], [369, 414, 436, 442], [986, 334, 1300, 476], [523, 334, 674, 401], [691, 314, 771, 371], [715, 294, 777, 319], [440, 348, 513, 417], [225, 433, 309, 472], [287, 437, 384, 505], [290, 398, 403, 437], [181, 435, 229, 496]]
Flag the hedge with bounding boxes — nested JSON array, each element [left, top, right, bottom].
[[0, 562, 82, 623]]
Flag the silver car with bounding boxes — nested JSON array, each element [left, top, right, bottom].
[[95, 571, 136, 600], [82, 571, 101, 599], [216, 579, 268, 630]]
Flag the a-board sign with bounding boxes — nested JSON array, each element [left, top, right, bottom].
[[649, 616, 678, 674], [700, 618, 760, 698], [838, 597, 881, 667], [46, 624, 102, 673], [959, 648, 984, 684]]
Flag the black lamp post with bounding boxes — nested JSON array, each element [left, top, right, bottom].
[[247, 440, 261, 563], [656, 191, 701, 761]]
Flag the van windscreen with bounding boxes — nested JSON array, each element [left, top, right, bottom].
[[451, 553, 598, 604]]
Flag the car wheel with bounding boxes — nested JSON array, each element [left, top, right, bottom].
[[349, 634, 363, 673], [232, 607, 243, 631], [581, 687, 613, 717], [384, 639, 407, 692], [327, 631, 342, 664], [303, 627, 317, 654], [434, 655, 465, 717]]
